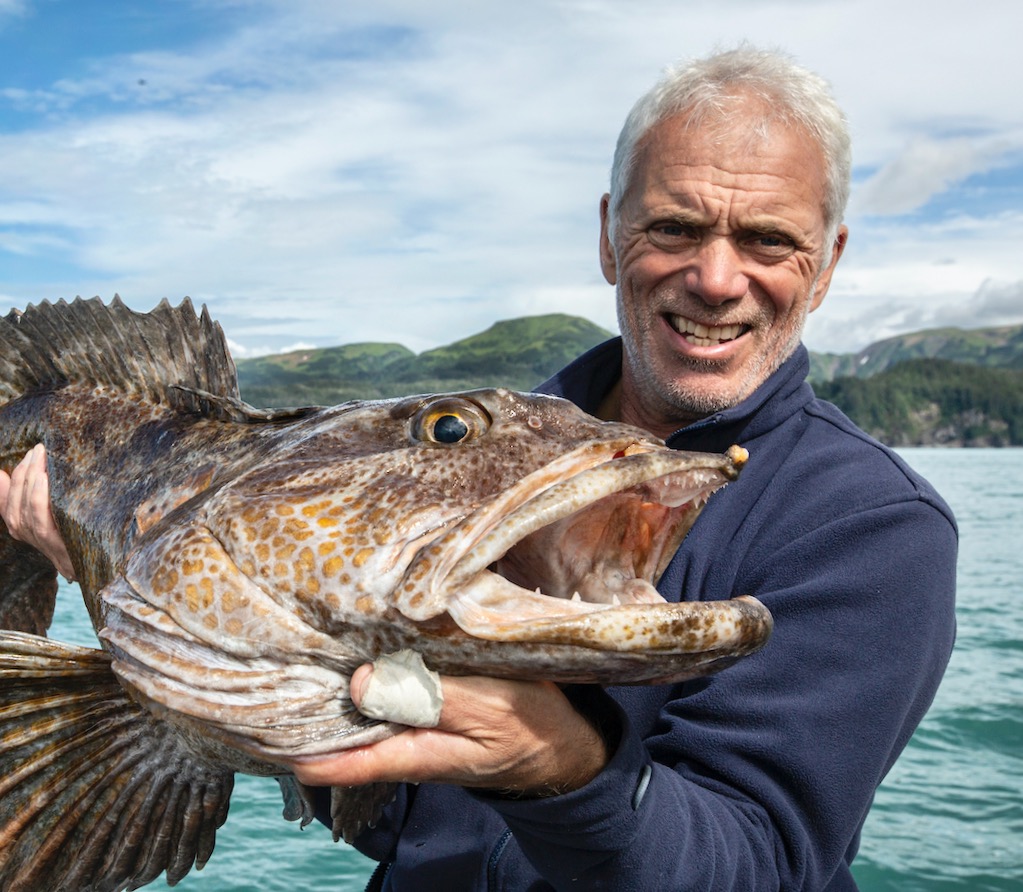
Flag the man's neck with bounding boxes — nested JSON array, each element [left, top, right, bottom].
[[598, 377, 705, 441], [595, 378, 622, 424]]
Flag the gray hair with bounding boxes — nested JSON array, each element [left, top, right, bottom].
[[608, 46, 851, 248]]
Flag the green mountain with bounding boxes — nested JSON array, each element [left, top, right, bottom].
[[807, 324, 1023, 383], [235, 315, 1023, 445], [806, 323, 1023, 445], [236, 313, 613, 407], [236, 341, 415, 407]]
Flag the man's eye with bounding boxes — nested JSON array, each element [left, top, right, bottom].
[[648, 221, 698, 246], [745, 232, 796, 258]]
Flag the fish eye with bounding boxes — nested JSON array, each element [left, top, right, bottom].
[[412, 398, 491, 445]]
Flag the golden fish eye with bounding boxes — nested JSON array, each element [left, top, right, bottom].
[[412, 398, 491, 445]]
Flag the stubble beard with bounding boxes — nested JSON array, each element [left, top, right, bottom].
[[616, 280, 818, 431]]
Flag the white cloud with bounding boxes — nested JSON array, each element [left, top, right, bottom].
[[0, 0, 1021, 358], [852, 137, 1020, 216]]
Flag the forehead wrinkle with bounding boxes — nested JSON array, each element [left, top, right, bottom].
[[630, 155, 827, 258]]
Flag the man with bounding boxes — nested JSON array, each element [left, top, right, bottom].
[[1, 47, 956, 890]]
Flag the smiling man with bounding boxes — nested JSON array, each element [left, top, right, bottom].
[[1, 47, 957, 892], [600, 93, 847, 437], [597, 57, 851, 439]]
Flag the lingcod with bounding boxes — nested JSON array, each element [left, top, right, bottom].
[[0, 297, 771, 891]]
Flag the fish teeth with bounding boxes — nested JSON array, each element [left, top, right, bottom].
[[612, 594, 621, 606], [571, 592, 582, 602]]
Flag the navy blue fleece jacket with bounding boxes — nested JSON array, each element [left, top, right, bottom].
[[349, 339, 958, 891]]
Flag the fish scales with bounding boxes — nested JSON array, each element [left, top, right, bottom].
[[0, 296, 772, 891]]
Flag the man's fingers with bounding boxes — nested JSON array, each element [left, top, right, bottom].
[[0, 444, 75, 580], [3, 447, 37, 536], [290, 727, 430, 787]]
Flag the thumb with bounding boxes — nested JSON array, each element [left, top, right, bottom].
[[349, 663, 374, 709], [352, 651, 444, 728]]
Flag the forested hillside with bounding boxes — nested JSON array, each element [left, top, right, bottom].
[[814, 359, 1023, 446]]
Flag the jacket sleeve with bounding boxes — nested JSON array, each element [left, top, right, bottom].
[[480, 493, 958, 890]]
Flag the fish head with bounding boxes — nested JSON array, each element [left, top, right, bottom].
[[200, 389, 769, 681]]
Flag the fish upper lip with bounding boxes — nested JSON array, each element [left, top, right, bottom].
[[395, 441, 748, 645], [667, 313, 749, 346]]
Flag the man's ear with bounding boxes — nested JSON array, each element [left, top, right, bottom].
[[599, 194, 617, 285], [810, 225, 848, 313]]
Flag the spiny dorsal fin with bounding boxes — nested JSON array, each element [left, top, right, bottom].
[[0, 631, 234, 891], [0, 295, 240, 406], [2, 296, 319, 424]]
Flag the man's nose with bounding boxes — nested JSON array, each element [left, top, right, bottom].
[[681, 237, 748, 305]]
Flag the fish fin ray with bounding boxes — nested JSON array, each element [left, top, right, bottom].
[[330, 782, 399, 844], [277, 775, 318, 828], [166, 385, 320, 423], [0, 631, 234, 892], [276, 776, 397, 846]]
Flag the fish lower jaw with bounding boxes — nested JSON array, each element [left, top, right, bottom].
[[441, 570, 664, 638], [430, 573, 772, 665]]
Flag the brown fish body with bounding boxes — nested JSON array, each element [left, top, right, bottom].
[[0, 297, 771, 890]]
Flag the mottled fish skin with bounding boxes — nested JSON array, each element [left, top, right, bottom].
[[0, 297, 772, 890]]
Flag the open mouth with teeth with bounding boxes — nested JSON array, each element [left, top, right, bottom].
[[397, 442, 772, 680], [669, 314, 750, 347]]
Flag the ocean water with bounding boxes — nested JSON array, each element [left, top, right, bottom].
[[45, 448, 1022, 891]]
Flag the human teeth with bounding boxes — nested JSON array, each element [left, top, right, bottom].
[[670, 315, 743, 345]]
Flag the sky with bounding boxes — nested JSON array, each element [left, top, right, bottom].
[[0, 0, 1021, 358]]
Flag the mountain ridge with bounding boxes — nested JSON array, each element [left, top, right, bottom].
[[235, 314, 1023, 446]]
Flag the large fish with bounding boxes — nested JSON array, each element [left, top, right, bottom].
[[0, 297, 771, 891]]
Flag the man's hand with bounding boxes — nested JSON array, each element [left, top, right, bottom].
[[290, 664, 610, 797], [0, 443, 76, 580]]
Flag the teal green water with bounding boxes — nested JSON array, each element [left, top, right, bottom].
[[47, 448, 1022, 890], [849, 449, 1023, 891]]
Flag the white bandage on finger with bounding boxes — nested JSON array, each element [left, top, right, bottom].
[[357, 649, 444, 728]]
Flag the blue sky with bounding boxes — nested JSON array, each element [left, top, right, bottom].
[[1, 0, 1021, 357]]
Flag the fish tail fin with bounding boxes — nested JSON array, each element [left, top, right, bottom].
[[0, 520, 58, 636], [0, 631, 234, 892], [0, 295, 239, 406]]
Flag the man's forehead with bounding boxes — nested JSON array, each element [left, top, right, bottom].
[[628, 110, 828, 214]]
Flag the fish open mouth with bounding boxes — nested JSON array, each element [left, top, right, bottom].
[[396, 442, 769, 656]]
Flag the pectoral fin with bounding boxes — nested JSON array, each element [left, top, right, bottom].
[[276, 775, 398, 844], [0, 631, 234, 892]]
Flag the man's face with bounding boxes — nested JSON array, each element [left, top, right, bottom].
[[600, 110, 847, 439]]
